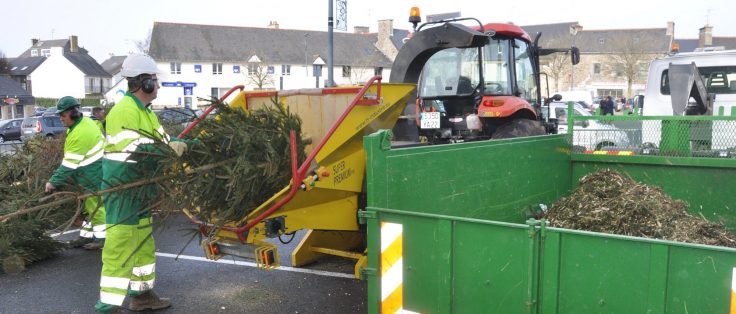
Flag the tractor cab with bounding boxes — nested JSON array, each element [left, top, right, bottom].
[[416, 30, 541, 142], [391, 10, 579, 143]]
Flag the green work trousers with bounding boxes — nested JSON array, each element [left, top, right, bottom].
[[95, 217, 156, 311], [79, 195, 106, 239]]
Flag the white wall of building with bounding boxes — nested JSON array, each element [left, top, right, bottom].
[[151, 61, 392, 109], [31, 47, 85, 98]]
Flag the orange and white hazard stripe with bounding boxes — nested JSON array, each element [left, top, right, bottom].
[[380, 222, 419, 314], [731, 268, 735, 314]]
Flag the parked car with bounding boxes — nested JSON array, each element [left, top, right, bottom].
[[0, 118, 24, 143], [80, 106, 95, 117], [542, 101, 630, 150], [34, 106, 46, 116], [20, 116, 66, 141], [155, 107, 200, 126]]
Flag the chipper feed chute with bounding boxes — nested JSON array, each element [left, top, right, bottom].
[[188, 77, 415, 278]]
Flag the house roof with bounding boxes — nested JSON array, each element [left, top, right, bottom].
[[391, 29, 411, 50], [675, 37, 736, 52], [575, 28, 671, 53], [0, 76, 32, 97], [16, 39, 111, 77], [148, 22, 393, 67], [521, 21, 580, 49], [100, 55, 127, 75], [521, 23, 671, 54], [8, 57, 46, 76], [17, 39, 69, 58]]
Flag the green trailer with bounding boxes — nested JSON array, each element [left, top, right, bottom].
[[361, 113, 736, 313]]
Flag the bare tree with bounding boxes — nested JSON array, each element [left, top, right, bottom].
[[533, 31, 576, 93], [134, 29, 152, 54], [606, 33, 663, 97], [244, 60, 275, 90], [0, 51, 9, 75], [541, 53, 570, 92]]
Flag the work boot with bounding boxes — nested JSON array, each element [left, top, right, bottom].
[[83, 240, 105, 250], [126, 291, 171, 311], [67, 237, 93, 248]]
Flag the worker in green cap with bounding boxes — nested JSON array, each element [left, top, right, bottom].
[[45, 96, 106, 250]]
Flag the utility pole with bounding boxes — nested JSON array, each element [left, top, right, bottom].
[[327, 0, 335, 87]]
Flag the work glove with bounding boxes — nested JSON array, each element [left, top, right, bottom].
[[168, 141, 188, 157]]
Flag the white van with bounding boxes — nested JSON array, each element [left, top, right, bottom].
[[641, 50, 736, 150], [643, 50, 736, 116]]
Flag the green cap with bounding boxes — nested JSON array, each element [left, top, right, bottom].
[[52, 96, 80, 114]]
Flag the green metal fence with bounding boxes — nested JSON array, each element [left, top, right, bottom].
[[565, 103, 736, 158]]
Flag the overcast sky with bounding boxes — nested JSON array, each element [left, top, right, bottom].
[[1, 0, 732, 62]]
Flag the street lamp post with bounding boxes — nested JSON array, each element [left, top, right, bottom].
[[569, 24, 583, 91]]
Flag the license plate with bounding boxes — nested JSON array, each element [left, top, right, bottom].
[[420, 112, 440, 129]]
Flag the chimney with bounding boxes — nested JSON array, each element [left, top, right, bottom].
[[267, 21, 279, 29], [378, 19, 394, 43], [31, 38, 39, 46], [666, 21, 675, 36], [69, 35, 79, 53], [354, 26, 370, 34], [699, 24, 713, 47]]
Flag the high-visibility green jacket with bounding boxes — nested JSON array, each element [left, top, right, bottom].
[[102, 92, 171, 225], [94, 119, 105, 134], [48, 117, 104, 192]]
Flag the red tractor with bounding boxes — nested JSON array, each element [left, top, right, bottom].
[[390, 14, 579, 143]]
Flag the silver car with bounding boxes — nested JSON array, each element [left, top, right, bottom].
[[543, 102, 630, 150], [20, 115, 66, 141]]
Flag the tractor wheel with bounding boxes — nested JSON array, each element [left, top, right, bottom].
[[491, 119, 546, 140]]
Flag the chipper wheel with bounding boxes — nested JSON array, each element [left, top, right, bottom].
[[491, 119, 546, 139]]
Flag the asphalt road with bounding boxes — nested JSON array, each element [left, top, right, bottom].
[[0, 215, 367, 313]]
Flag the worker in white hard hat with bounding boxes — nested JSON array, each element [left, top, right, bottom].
[[95, 53, 187, 313]]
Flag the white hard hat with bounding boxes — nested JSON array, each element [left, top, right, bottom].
[[120, 53, 159, 77]]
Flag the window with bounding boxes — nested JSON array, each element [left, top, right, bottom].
[[593, 63, 601, 74], [418, 46, 481, 98], [267, 66, 275, 74], [660, 66, 736, 95], [31, 50, 38, 57], [598, 38, 605, 45], [247, 63, 258, 75], [212, 63, 222, 75], [194, 64, 202, 73], [374, 67, 383, 76], [233, 65, 240, 73], [170, 62, 181, 74], [21, 66, 28, 71], [342, 66, 351, 78], [514, 39, 539, 106], [41, 49, 51, 57], [597, 89, 624, 98], [281, 64, 291, 76]]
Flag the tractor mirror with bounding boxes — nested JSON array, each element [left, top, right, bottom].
[[570, 47, 581, 65]]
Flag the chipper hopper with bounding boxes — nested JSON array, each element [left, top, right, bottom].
[[183, 77, 415, 278]]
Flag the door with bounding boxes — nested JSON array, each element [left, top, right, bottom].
[[184, 97, 192, 109], [9, 120, 22, 140]]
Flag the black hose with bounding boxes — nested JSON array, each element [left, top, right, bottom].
[[278, 231, 296, 244]]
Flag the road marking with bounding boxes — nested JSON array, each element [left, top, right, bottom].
[[49, 229, 81, 237], [155, 252, 355, 279]]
